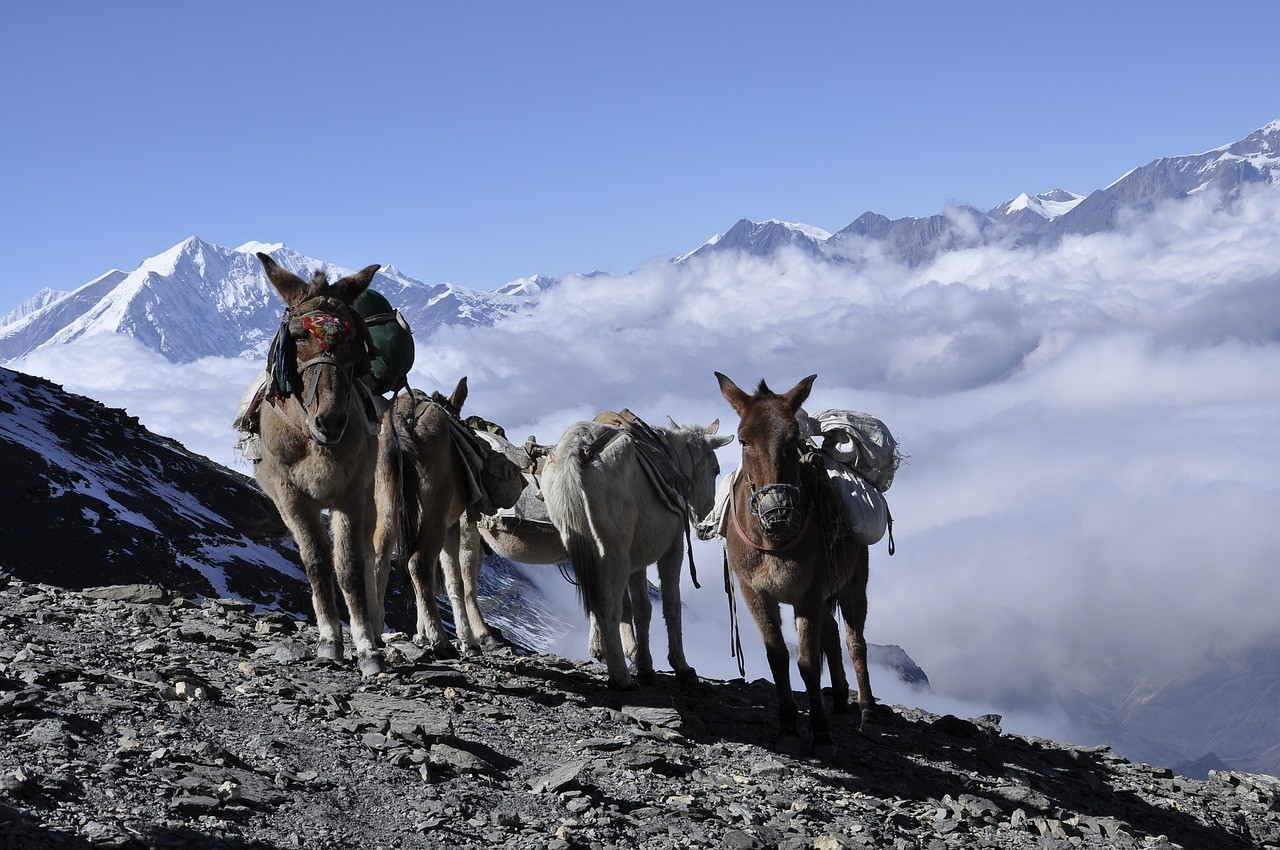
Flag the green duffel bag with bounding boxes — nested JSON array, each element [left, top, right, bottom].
[[352, 288, 415, 394]]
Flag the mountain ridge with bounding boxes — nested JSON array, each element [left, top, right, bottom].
[[4, 120, 1277, 365]]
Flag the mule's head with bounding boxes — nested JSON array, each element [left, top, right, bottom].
[[258, 253, 380, 445], [664, 416, 733, 522], [715, 371, 816, 543]]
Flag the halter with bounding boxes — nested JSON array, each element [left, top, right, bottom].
[[748, 482, 803, 525], [267, 297, 368, 444], [730, 480, 813, 554]]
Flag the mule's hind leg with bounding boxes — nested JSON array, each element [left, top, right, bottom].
[[329, 508, 385, 677], [627, 571, 656, 686], [796, 594, 836, 758], [656, 542, 697, 686], [438, 522, 480, 654], [405, 522, 459, 660], [593, 553, 637, 690], [370, 482, 397, 640], [822, 601, 852, 721], [457, 518, 506, 651], [619, 587, 638, 663], [836, 543, 876, 729]]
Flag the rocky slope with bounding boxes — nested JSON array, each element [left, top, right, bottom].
[[2, 575, 1277, 850]]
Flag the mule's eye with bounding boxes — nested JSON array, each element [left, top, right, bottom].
[[738, 437, 748, 447]]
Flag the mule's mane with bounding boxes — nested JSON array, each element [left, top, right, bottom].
[[304, 270, 332, 300], [756, 380, 773, 396]]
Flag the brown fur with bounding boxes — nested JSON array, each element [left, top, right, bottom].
[[253, 253, 384, 676], [371, 378, 474, 657], [715, 371, 875, 756]]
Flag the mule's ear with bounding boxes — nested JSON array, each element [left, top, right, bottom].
[[705, 419, 719, 435], [449, 375, 468, 413], [711, 434, 734, 449], [715, 372, 750, 416], [781, 374, 817, 414], [334, 264, 381, 303], [257, 252, 306, 305], [666, 415, 680, 430]]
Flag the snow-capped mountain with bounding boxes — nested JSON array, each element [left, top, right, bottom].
[[0, 287, 69, 327], [680, 120, 1280, 266], [1063, 119, 1280, 234], [989, 188, 1085, 223], [0, 239, 557, 364], [4, 121, 1279, 364]]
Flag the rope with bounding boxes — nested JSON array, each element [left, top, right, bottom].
[[680, 494, 702, 589], [723, 547, 746, 678], [557, 561, 578, 587]]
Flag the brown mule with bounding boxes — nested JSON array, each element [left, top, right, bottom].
[[371, 377, 526, 657], [253, 254, 384, 676], [715, 371, 875, 757]]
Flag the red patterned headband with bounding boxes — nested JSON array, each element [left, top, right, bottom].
[[301, 314, 353, 352]]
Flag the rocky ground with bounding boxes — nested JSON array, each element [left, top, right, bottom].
[[1, 574, 1278, 850]]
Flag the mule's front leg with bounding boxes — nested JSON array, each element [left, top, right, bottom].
[[738, 581, 799, 749], [330, 509, 385, 677], [279, 500, 345, 663]]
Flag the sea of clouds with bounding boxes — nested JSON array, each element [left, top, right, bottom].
[[14, 185, 1280, 751]]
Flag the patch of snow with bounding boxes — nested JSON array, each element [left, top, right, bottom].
[[764, 220, 833, 242]]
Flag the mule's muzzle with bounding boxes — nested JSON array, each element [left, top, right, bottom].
[[308, 411, 349, 446], [750, 483, 805, 542]]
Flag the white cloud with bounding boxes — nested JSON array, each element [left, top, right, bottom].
[[13, 184, 1280, 756]]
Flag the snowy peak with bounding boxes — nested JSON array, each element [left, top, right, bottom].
[[495, 274, 559, 297], [0, 237, 555, 365], [1, 287, 73, 329], [1061, 118, 1280, 235], [990, 189, 1085, 221], [677, 218, 831, 263]]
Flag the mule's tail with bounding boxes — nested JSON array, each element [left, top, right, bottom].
[[382, 417, 423, 562], [542, 422, 624, 622]]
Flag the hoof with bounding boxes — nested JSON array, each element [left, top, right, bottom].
[[811, 737, 838, 762], [316, 641, 341, 662], [357, 653, 385, 678], [430, 641, 462, 661], [478, 632, 511, 652], [675, 667, 699, 687], [607, 676, 639, 692], [635, 668, 657, 688], [775, 734, 803, 755], [831, 711, 859, 729], [414, 634, 460, 660]]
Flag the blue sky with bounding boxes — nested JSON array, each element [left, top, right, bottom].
[[2, 2, 1277, 304]]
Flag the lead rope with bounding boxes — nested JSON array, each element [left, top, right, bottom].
[[680, 494, 701, 589], [723, 547, 746, 678]]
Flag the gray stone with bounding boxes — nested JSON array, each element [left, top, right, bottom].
[[347, 692, 454, 744], [622, 705, 683, 730], [428, 743, 496, 774], [82, 584, 172, 604], [529, 760, 588, 794]]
